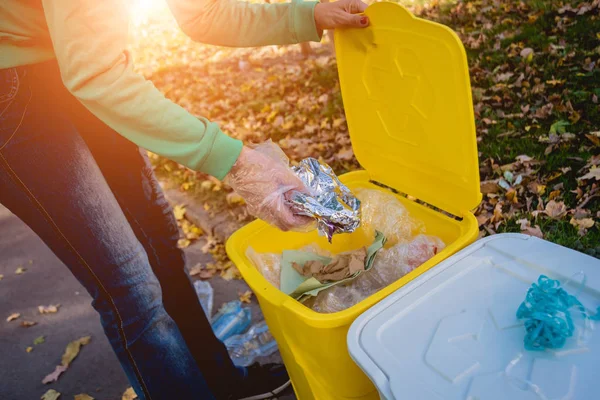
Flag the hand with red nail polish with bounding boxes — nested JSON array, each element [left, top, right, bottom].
[[314, 0, 369, 32]]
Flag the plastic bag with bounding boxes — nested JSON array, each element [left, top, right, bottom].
[[193, 280, 214, 318], [373, 234, 446, 280], [224, 321, 278, 367], [356, 189, 425, 245], [246, 247, 282, 289], [210, 301, 252, 342], [308, 235, 445, 313]]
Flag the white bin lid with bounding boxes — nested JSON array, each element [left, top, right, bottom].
[[348, 233, 600, 400]]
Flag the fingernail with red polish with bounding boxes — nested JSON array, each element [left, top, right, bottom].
[[360, 17, 368, 25]]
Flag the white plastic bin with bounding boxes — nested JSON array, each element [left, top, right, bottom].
[[348, 233, 600, 400]]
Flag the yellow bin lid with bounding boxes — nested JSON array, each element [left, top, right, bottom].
[[335, 2, 481, 217]]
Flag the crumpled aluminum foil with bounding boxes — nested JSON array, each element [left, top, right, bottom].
[[287, 158, 361, 242]]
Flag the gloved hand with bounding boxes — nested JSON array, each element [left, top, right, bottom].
[[225, 141, 313, 232]]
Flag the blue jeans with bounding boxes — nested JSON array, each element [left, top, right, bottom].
[[0, 62, 243, 399]]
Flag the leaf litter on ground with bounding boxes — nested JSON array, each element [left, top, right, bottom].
[[42, 336, 91, 384], [6, 313, 20, 322], [41, 389, 61, 400]]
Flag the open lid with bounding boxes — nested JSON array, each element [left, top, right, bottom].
[[335, 2, 481, 216], [348, 234, 600, 400]]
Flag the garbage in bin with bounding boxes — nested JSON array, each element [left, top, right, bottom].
[[356, 189, 425, 246], [247, 189, 446, 313], [280, 231, 386, 302], [210, 300, 252, 342], [193, 280, 214, 319], [288, 157, 361, 242], [307, 234, 445, 314], [224, 320, 279, 367]]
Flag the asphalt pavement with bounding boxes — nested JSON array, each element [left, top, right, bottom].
[[0, 204, 294, 400]]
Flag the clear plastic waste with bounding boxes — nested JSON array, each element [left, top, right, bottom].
[[356, 189, 425, 246], [193, 280, 214, 319], [246, 247, 282, 289], [210, 301, 252, 342], [246, 244, 333, 290], [307, 235, 445, 313], [224, 321, 279, 367]]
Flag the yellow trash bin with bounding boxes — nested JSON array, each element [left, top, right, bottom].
[[226, 3, 482, 399]]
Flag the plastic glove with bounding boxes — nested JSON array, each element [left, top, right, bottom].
[[225, 141, 313, 231]]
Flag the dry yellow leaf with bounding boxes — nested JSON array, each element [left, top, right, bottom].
[[122, 387, 138, 400], [21, 320, 37, 327], [0, 274, 4, 281], [74, 394, 94, 400], [177, 238, 191, 249], [7, 313, 20, 322], [173, 204, 186, 221], [226, 192, 245, 205], [26, 346, 33, 353], [15, 267, 26, 274], [41, 389, 61, 400], [39, 304, 61, 314], [332, 118, 345, 128], [239, 290, 253, 304], [221, 265, 241, 281], [62, 336, 91, 367]]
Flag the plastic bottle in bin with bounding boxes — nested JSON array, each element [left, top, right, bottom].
[[210, 300, 252, 342], [224, 321, 278, 367]]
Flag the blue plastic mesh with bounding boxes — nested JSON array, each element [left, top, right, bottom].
[[516, 275, 590, 351]]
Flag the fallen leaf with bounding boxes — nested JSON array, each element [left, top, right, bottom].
[[74, 394, 94, 400], [549, 190, 561, 200], [41, 389, 61, 400], [15, 267, 26, 274], [545, 200, 568, 219], [122, 387, 138, 400], [7, 313, 20, 322], [177, 238, 191, 249], [34, 335, 45, 345], [201, 236, 218, 254], [480, 181, 500, 194], [39, 304, 61, 314], [42, 365, 68, 384], [189, 263, 203, 276], [523, 225, 544, 238], [0, 274, 4, 280], [173, 204, 186, 221], [578, 168, 600, 182], [520, 47, 534, 61], [226, 192, 245, 205], [62, 336, 91, 367], [570, 217, 595, 236], [221, 265, 241, 281], [21, 320, 37, 327], [239, 290, 253, 304], [26, 346, 33, 353], [182, 222, 203, 240]]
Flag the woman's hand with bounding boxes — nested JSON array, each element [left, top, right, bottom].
[[225, 144, 313, 232], [314, 0, 369, 31]]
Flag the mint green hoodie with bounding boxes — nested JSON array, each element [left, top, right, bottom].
[[0, 0, 321, 179]]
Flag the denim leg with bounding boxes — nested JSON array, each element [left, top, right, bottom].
[[0, 66, 215, 400], [72, 84, 244, 400]]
